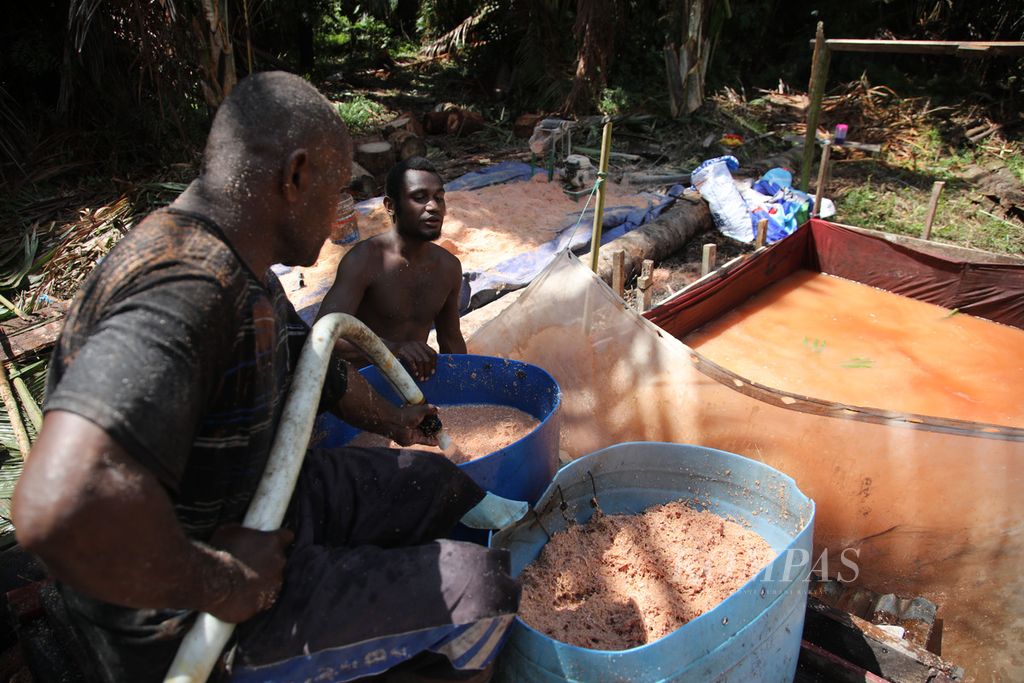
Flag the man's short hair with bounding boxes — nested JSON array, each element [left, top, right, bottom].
[[203, 71, 350, 183], [385, 156, 444, 205]]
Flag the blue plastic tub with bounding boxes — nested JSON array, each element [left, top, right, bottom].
[[491, 442, 815, 683], [314, 354, 561, 507]]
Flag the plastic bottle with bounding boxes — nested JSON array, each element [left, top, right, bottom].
[[834, 124, 848, 146], [331, 194, 360, 245]]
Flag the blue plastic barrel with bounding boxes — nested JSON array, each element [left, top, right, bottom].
[[314, 354, 561, 507], [491, 442, 815, 683]]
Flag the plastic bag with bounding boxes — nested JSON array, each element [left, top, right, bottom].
[[691, 156, 753, 242]]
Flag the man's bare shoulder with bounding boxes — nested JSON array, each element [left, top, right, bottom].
[[340, 234, 391, 267], [425, 243, 462, 274]]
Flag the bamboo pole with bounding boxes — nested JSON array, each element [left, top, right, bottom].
[[701, 243, 717, 276], [0, 365, 31, 459], [921, 181, 946, 240], [12, 376, 42, 432], [800, 22, 830, 192], [588, 120, 614, 272]]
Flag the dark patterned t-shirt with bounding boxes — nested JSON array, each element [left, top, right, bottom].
[[43, 208, 345, 681], [46, 208, 315, 539]]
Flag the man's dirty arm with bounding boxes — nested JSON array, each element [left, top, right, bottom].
[[13, 411, 292, 624]]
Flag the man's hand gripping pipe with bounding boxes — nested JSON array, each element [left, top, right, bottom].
[[163, 313, 439, 683]]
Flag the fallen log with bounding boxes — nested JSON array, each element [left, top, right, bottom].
[[381, 111, 425, 139], [596, 194, 712, 286]]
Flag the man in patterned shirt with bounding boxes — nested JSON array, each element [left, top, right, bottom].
[[12, 72, 518, 682]]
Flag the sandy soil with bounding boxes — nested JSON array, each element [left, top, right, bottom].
[[348, 403, 539, 463]]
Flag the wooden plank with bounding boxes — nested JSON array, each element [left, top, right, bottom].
[[819, 39, 1024, 57], [701, 243, 717, 276], [798, 639, 889, 683], [636, 259, 654, 312], [921, 180, 945, 240], [803, 597, 965, 682]]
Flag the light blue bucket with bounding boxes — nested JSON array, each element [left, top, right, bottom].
[[490, 442, 815, 683]]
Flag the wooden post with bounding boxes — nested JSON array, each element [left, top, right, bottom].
[[755, 219, 769, 249], [611, 250, 626, 298], [701, 243, 717, 276], [636, 259, 654, 312], [800, 22, 831, 192], [588, 120, 614, 272], [813, 143, 832, 218], [921, 181, 946, 240]]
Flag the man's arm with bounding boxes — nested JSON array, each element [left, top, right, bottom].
[[328, 362, 440, 447], [13, 411, 292, 624], [435, 259, 467, 355], [316, 247, 376, 366]]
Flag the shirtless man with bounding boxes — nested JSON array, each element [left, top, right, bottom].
[[317, 156, 466, 380]]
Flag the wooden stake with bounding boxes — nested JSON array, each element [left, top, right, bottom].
[[701, 243, 717, 276], [636, 259, 654, 312], [0, 364, 30, 459], [813, 143, 832, 218], [755, 219, 769, 249], [611, 250, 625, 299], [588, 120, 614, 272], [800, 22, 830, 192], [921, 181, 946, 240]]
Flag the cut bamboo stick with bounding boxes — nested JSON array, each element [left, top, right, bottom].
[[12, 376, 42, 432], [0, 364, 31, 459]]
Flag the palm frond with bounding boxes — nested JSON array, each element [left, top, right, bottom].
[[421, 4, 496, 58]]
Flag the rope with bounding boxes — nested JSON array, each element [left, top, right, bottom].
[[561, 171, 606, 252]]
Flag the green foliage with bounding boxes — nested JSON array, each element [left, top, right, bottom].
[[598, 87, 629, 116], [334, 95, 388, 133]]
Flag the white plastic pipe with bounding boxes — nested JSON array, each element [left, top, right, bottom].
[[164, 313, 433, 683]]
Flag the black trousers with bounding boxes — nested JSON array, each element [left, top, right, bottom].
[[230, 447, 520, 681]]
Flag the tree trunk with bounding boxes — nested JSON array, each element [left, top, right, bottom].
[[665, 0, 725, 118], [562, 0, 618, 114], [197, 0, 237, 109], [596, 196, 712, 286], [355, 141, 395, 177]]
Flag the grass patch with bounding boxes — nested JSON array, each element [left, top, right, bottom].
[[835, 174, 1024, 255], [334, 95, 388, 134]]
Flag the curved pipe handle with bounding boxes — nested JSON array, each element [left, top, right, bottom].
[[164, 313, 424, 683]]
